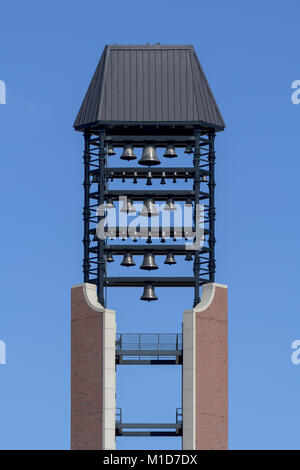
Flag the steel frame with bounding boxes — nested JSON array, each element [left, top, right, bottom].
[[82, 127, 216, 307]]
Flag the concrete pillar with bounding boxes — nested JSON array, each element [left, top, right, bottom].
[[71, 283, 116, 450], [182, 283, 228, 450]]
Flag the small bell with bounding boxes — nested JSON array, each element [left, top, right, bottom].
[[201, 175, 208, 183], [110, 171, 114, 182], [184, 172, 189, 183], [146, 234, 152, 244], [140, 199, 159, 217], [160, 172, 166, 185], [164, 198, 177, 211], [173, 172, 177, 184], [138, 145, 161, 166], [140, 283, 158, 301], [107, 144, 116, 156], [120, 145, 137, 161], [133, 172, 138, 184], [140, 253, 158, 270], [106, 198, 115, 209], [106, 252, 114, 263], [120, 198, 136, 214], [121, 252, 135, 267], [161, 231, 166, 243], [163, 145, 177, 158], [184, 144, 193, 154], [185, 252, 193, 261], [146, 171, 152, 186], [185, 198, 193, 207], [122, 172, 126, 183], [164, 251, 176, 265]]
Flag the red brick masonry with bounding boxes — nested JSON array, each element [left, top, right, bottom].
[[71, 284, 103, 450], [195, 285, 228, 450]]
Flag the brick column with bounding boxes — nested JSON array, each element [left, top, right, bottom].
[[71, 283, 116, 450], [183, 283, 228, 450]]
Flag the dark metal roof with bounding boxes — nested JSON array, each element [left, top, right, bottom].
[[74, 45, 225, 131]]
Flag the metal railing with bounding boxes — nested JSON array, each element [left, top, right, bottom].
[[116, 407, 183, 437], [116, 333, 182, 351]]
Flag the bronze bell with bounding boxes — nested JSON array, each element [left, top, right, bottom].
[[164, 251, 176, 265], [140, 252, 158, 270], [140, 283, 158, 301], [140, 198, 159, 217], [106, 252, 114, 263], [184, 144, 193, 154], [107, 144, 116, 156], [201, 175, 208, 183], [185, 198, 193, 207], [121, 252, 135, 267], [133, 172, 138, 184], [164, 145, 178, 158], [138, 145, 161, 166], [120, 198, 136, 214], [106, 198, 115, 209], [120, 145, 137, 161], [160, 171, 166, 185], [146, 171, 152, 186], [185, 252, 193, 261], [164, 198, 177, 211]]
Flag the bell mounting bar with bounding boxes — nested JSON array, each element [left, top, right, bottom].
[[103, 277, 209, 287]]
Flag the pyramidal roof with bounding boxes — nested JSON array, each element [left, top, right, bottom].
[[74, 44, 225, 131]]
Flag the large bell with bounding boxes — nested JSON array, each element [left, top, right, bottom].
[[140, 252, 158, 271], [107, 144, 116, 156], [140, 283, 158, 301], [120, 198, 136, 214], [138, 145, 161, 166], [120, 145, 137, 161], [164, 198, 177, 211], [164, 251, 176, 265], [164, 145, 178, 158], [140, 198, 159, 217], [121, 252, 135, 267]]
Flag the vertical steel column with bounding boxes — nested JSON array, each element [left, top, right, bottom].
[[97, 129, 106, 306], [83, 130, 91, 282], [208, 129, 216, 282], [193, 128, 201, 307]]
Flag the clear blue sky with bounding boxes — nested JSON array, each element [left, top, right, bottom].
[[0, 0, 300, 450]]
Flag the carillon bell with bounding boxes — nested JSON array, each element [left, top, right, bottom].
[[140, 253, 158, 271], [201, 175, 208, 183], [106, 252, 114, 263], [140, 283, 158, 301], [107, 144, 116, 156], [160, 171, 166, 185], [133, 172, 138, 184], [184, 171, 189, 183], [146, 171, 152, 186], [106, 198, 115, 209], [173, 172, 177, 184], [163, 145, 177, 158], [185, 198, 193, 207], [138, 145, 161, 166], [121, 252, 135, 267], [185, 252, 193, 261], [164, 251, 176, 265], [164, 198, 177, 211], [140, 198, 159, 217], [120, 198, 136, 214], [120, 145, 137, 161], [184, 144, 193, 154]]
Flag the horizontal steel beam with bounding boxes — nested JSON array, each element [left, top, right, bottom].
[[100, 167, 201, 179], [90, 245, 210, 255], [116, 359, 181, 365], [116, 431, 181, 437], [104, 277, 208, 287]]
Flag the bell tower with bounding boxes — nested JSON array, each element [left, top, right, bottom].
[[71, 44, 227, 450]]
